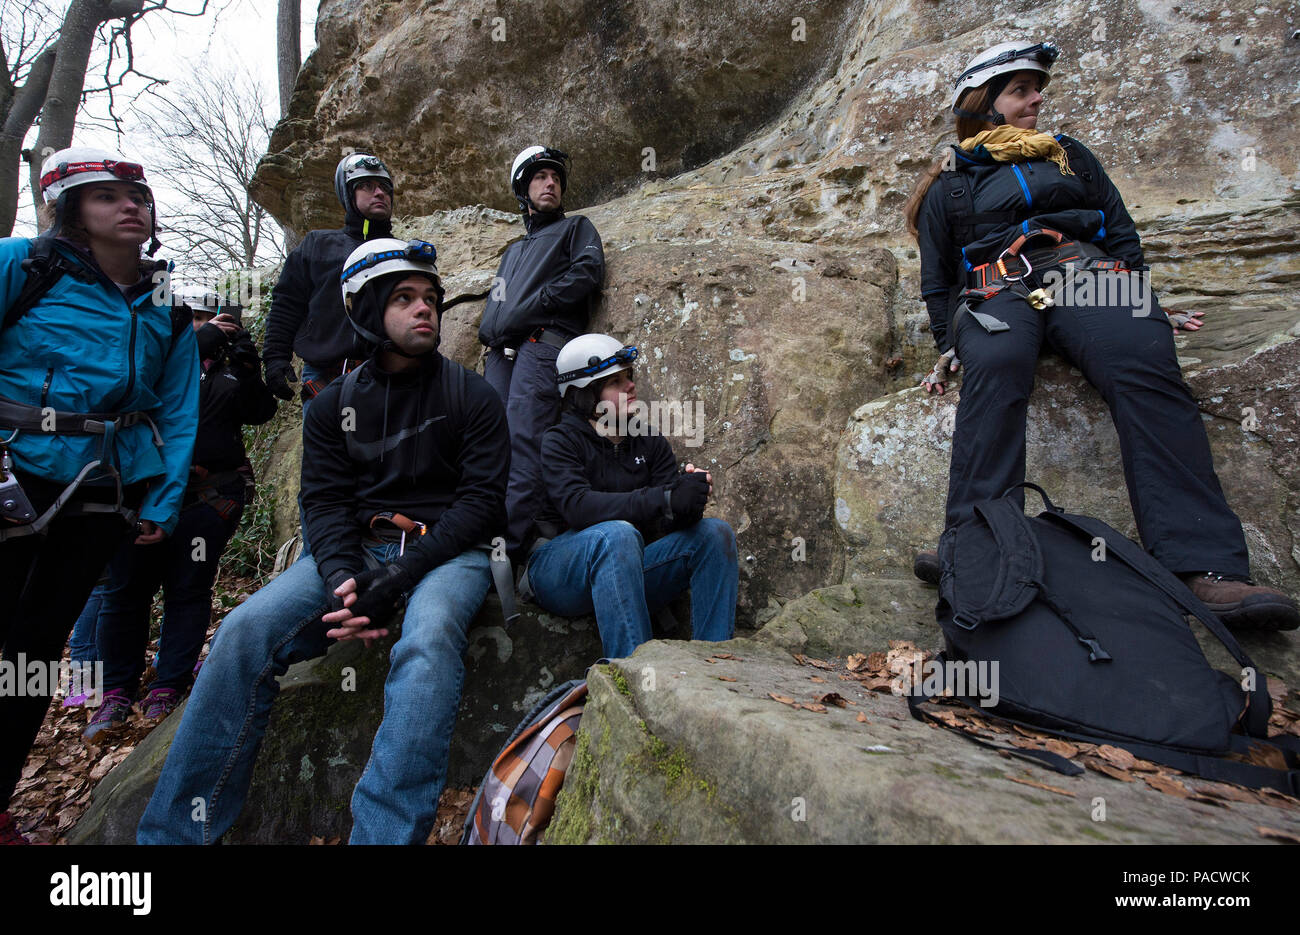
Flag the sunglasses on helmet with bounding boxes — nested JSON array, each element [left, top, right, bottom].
[[953, 42, 1059, 88], [40, 159, 147, 189], [340, 240, 438, 284], [556, 345, 638, 385]]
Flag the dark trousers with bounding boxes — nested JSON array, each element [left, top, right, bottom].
[[97, 489, 244, 696], [945, 287, 1249, 577], [0, 474, 135, 810], [484, 341, 562, 554]]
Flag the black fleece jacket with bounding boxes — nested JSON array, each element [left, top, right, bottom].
[[263, 214, 394, 369], [300, 351, 508, 587], [917, 134, 1144, 353], [535, 410, 698, 542], [478, 212, 604, 348]]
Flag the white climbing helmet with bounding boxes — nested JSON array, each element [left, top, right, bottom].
[[38, 145, 153, 204], [510, 145, 569, 201], [951, 41, 1058, 110], [340, 238, 440, 311], [555, 333, 638, 396]]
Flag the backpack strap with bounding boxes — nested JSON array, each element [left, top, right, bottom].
[[942, 495, 1044, 629], [905, 674, 1083, 776], [909, 685, 1300, 796], [939, 162, 1018, 246], [336, 363, 367, 463], [2, 237, 88, 332], [1035, 508, 1272, 737]]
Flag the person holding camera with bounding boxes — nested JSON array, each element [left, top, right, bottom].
[[83, 290, 277, 741]]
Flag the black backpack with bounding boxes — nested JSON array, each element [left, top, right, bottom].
[[911, 483, 1300, 795]]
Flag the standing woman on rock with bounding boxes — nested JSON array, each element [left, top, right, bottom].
[[0, 148, 199, 843], [902, 42, 1297, 631]]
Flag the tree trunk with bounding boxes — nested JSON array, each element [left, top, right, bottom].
[[0, 45, 57, 237], [27, 0, 145, 230], [276, 0, 300, 119]]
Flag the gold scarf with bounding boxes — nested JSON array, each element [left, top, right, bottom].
[[959, 125, 1074, 175]]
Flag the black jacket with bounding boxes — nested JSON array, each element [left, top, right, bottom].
[[263, 215, 394, 369], [478, 212, 604, 348], [190, 324, 278, 475], [535, 411, 698, 543], [917, 135, 1143, 352], [300, 351, 508, 587]]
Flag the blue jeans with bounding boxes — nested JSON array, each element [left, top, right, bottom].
[[526, 519, 738, 659], [137, 547, 491, 845], [69, 585, 106, 666]]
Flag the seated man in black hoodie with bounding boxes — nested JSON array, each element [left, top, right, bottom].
[[521, 333, 738, 659], [139, 240, 508, 845]]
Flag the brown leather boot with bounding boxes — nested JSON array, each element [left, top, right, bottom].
[[1180, 573, 1300, 631], [913, 549, 940, 585]]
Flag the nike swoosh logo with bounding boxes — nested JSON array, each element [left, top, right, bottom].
[[347, 415, 447, 459]]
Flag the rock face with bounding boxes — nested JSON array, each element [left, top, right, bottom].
[[253, 0, 858, 234], [547, 589, 1300, 844], [256, 0, 1300, 616]]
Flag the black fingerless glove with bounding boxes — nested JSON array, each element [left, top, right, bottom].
[[666, 472, 710, 528], [348, 563, 417, 627]]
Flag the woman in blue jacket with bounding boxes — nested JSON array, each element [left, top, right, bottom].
[[0, 147, 199, 843], [903, 42, 1296, 631]]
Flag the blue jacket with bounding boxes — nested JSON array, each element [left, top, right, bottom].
[[0, 237, 199, 534]]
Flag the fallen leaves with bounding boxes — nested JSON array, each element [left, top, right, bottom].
[[814, 692, 851, 708], [1258, 826, 1300, 844], [792, 654, 834, 671], [717, 676, 737, 683]]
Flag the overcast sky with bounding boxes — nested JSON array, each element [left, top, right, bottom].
[[13, 0, 317, 237]]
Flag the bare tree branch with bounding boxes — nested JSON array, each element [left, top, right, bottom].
[[135, 64, 285, 275]]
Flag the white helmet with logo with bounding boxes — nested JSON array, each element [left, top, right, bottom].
[[951, 42, 1058, 118], [555, 333, 638, 396], [39, 146, 153, 203], [339, 238, 441, 347], [39, 145, 159, 253]]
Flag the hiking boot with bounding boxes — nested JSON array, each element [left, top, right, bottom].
[[1181, 573, 1300, 632], [0, 812, 30, 845], [141, 687, 181, 722], [83, 689, 132, 744], [913, 549, 940, 586]]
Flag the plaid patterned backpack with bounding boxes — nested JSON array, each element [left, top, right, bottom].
[[461, 678, 588, 845]]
